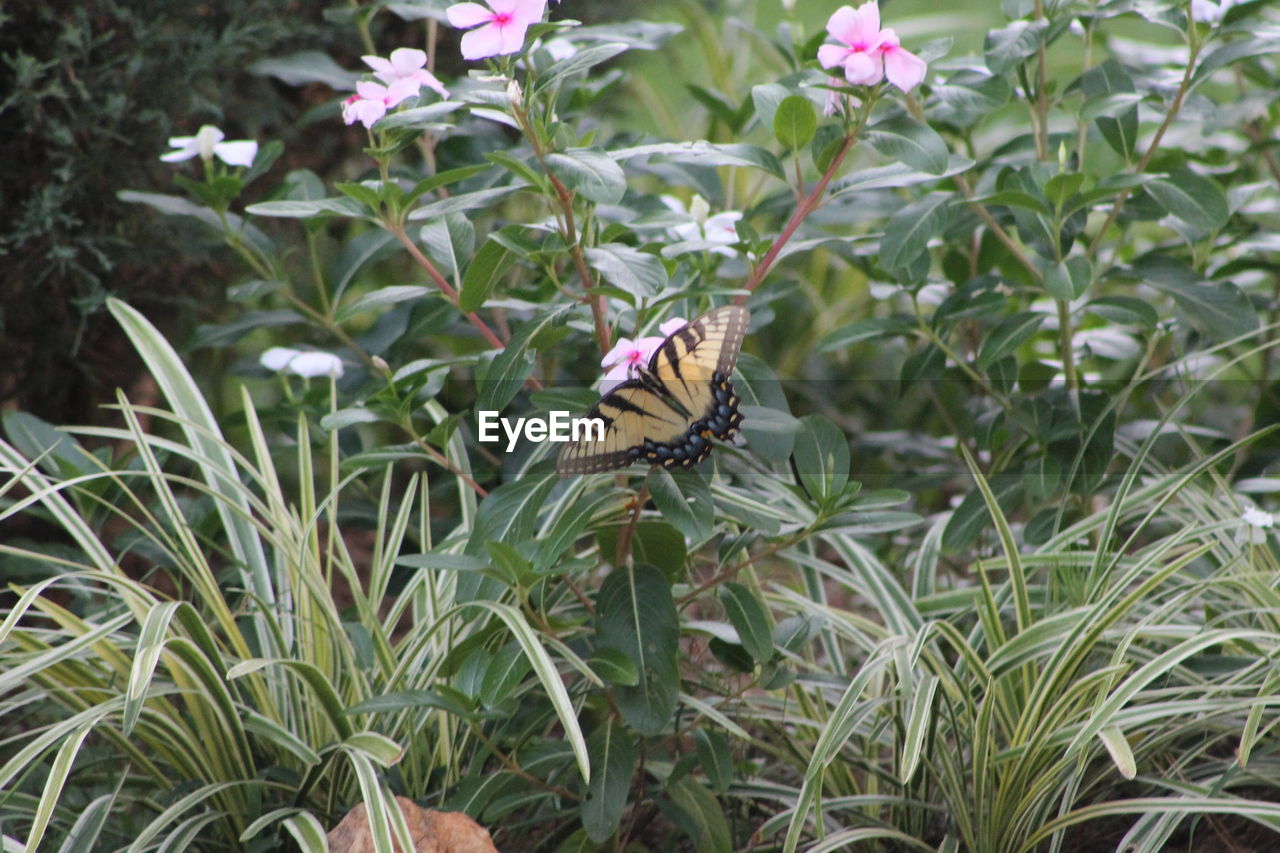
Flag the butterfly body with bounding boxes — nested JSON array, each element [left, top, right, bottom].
[[557, 306, 749, 476]]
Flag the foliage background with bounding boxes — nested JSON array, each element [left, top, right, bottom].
[[4, 0, 1280, 851]]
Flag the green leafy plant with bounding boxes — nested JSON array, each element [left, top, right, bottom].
[[3, 0, 1280, 850]]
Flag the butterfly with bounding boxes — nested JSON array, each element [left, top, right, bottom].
[[556, 305, 749, 476]]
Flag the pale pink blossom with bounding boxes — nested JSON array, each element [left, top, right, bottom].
[[818, 2, 926, 92], [161, 125, 258, 167], [341, 79, 421, 128], [600, 318, 687, 392], [822, 77, 844, 117], [446, 0, 547, 60], [362, 48, 449, 98]]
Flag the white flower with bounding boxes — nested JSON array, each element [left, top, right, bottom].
[[161, 125, 258, 167], [260, 347, 345, 378], [1191, 0, 1231, 24], [542, 38, 577, 61], [1240, 506, 1274, 544], [660, 195, 743, 257]]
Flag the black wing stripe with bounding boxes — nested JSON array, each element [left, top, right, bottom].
[[557, 305, 750, 476]]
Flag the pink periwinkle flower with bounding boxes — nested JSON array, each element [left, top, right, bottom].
[[362, 48, 449, 98], [341, 79, 421, 129], [818, 2, 927, 93], [600, 318, 688, 392], [446, 0, 548, 60]]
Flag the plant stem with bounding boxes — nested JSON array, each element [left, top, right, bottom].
[[1085, 40, 1202, 261], [388, 223, 509, 350], [738, 130, 858, 301]]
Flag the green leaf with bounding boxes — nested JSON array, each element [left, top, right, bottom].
[[485, 151, 548, 189], [249, 50, 358, 88], [581, 720, 635, 842], [719, 583, 773, 664], [1080, 58, 1138, 158], [476, 308, 568, 414], [484, 540, 533, 588], [610, 142, 785, 180], [588, 647, 640, 686], [335, 285, 431, 324], [1043, 256, 1093, 301], [1147, 168, 1229, 235], [648, 468, 713, 544], [546, 148, 627, 205], [1084, 296, 1158, 329], [773, 95, 817, 151], [246, 197, 367, 219], [792, 415, 849, 503], [984, 19, 1048, 75], [597, 565, 679, 736], [374, 101, 464, 131], [407, 184, 526, 221], [596, 521, 688, 582], [694, 729, 734, 795], [866, 115, 949, 175], [666, 776, 732, 853], [406, 163, 491, 202], [879, 192, 952, 275], [540, 42, 630, 91], [584, 244, 668, 298], [480, 642, 532, 707], [1191, 37, 1279, 90], [976, 312, 1044, 371], [750, 83, 790, 132], [1045, 172, 1084, 210], [1137, 256, 1258, 342], [461, 237, 518, 313]]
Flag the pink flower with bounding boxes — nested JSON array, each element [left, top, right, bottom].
[[600, 318, 687, 392], [341, 79, 420, 128], [818, 2, 926, 92], [446, 0, 547, 60], [362, 48, 449, 98]]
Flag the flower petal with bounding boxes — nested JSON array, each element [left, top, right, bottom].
[[356, 99, 389, 128], [214, 141, 258, 167], [287, 352, 345, 378], [883, 45, 927, 92], [386, 78, 421, 106], [705, 211, 742, 243], [852, 1, 881, 43], [601, 338, 636, 369], [460, 23, 507, 59], [658, 318, 688, 337], [389, 47, 427, 74], [416, 70, 450, 98], [817, 43, 852, 69], [261, 347, 302, 370], [446, 2, 494, 27], [825, 5, 860, 44], [843, 51, 883, 86], [496, 19, 532, 55], [362, 54, 394, 82], [160, 145, 199, 162]]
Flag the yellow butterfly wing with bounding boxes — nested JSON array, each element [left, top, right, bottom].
[[557, 306, 749, 476]]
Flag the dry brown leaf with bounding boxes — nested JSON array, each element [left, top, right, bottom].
[[327, 795, 500, 853]]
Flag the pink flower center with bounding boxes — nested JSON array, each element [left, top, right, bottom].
[[493, 11, 512, 25], [625, 349, 645, 365]]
